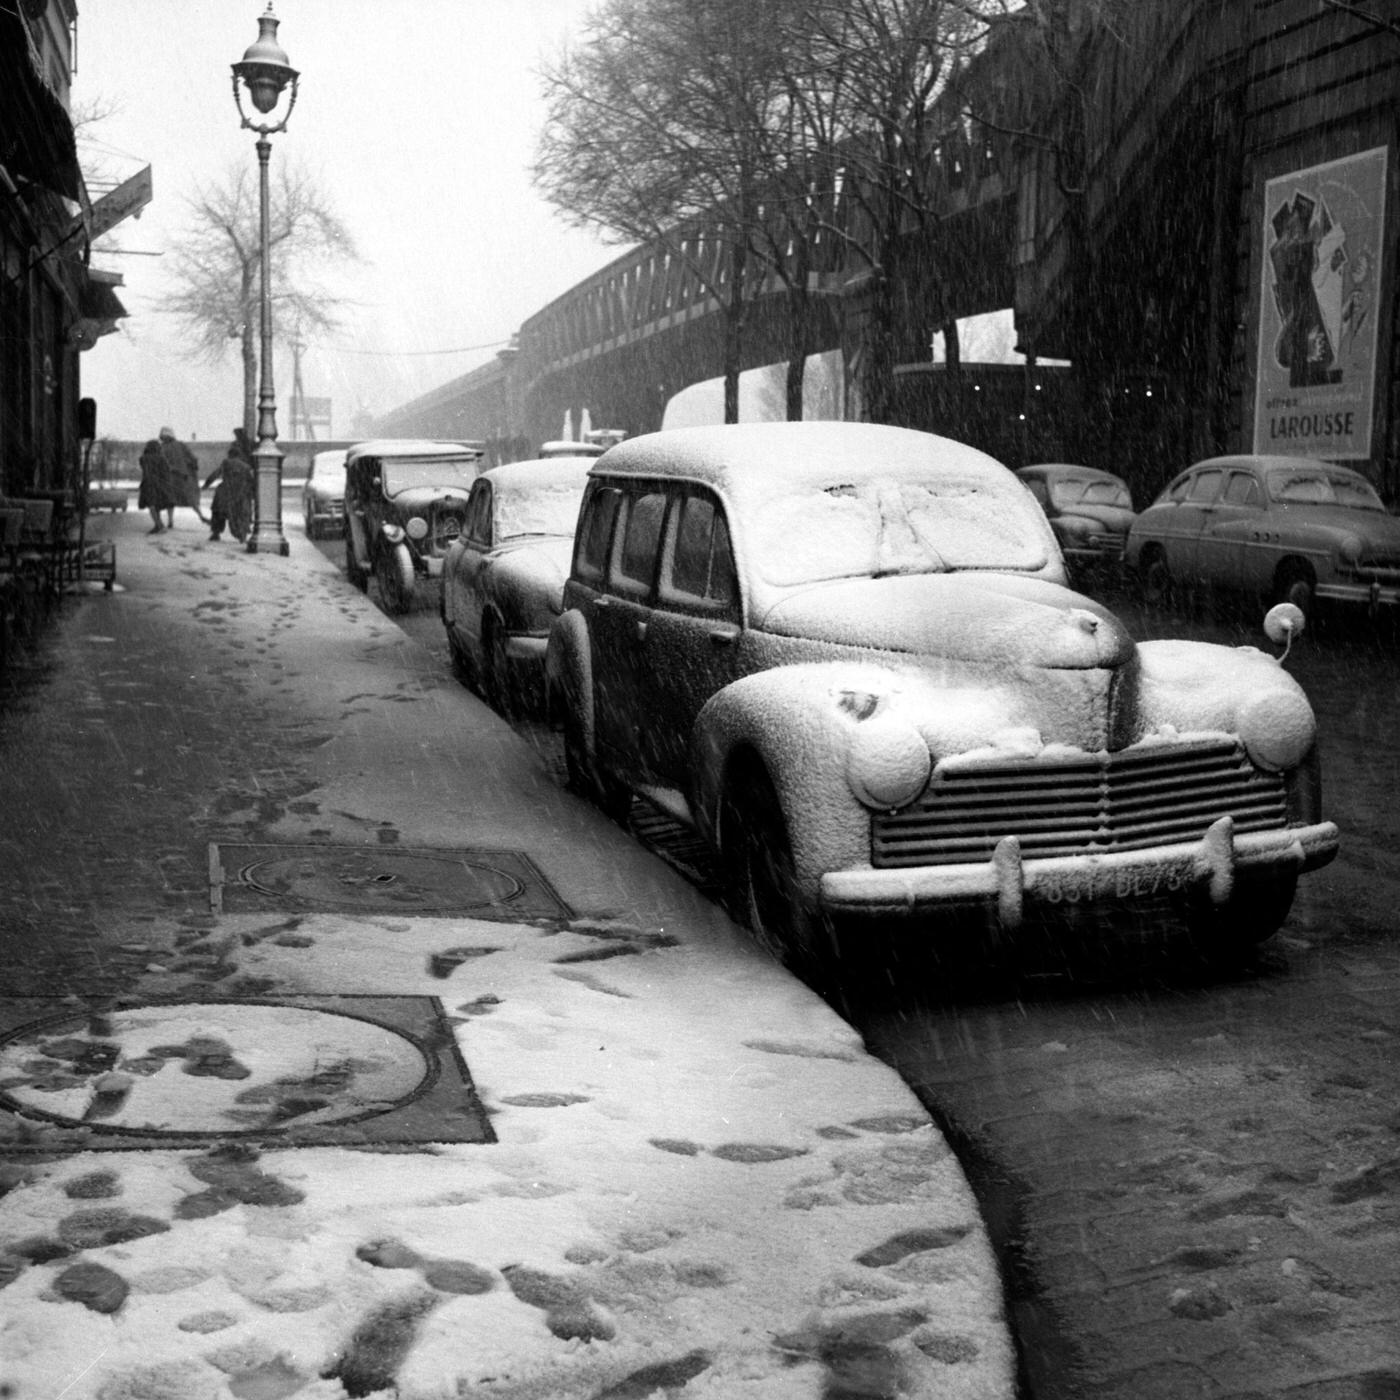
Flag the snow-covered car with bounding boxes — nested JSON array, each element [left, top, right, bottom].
[[1125, 454, 1400, 617], [1015, 463, 1135, 576], [301, 448, 347, 539], [441, 455, 592, 713], [546, 422, 1339, 966], [342, 439, 486, 613]]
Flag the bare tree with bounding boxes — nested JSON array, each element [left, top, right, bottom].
[[161, 160, 359, 439], [535, 0, 806, 423]]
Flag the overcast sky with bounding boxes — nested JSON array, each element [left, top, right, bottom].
[[74, 0, 619, 443]]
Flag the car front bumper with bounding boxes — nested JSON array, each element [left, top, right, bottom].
[[819, 816, 1339, 927], [1318, 578, 1400, 607]]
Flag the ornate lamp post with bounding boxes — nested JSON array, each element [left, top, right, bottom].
[[231, 5, 299, 555]]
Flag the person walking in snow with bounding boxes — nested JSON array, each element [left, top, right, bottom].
[[159, 426, 207, 526], [204, 433, 254, 543], [137, 438, 176, 533]]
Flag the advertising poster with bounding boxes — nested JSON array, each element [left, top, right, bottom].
[[1254, 146, 1387, 459]]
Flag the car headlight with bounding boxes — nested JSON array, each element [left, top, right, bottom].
[[1237, 688, 1316, 772], [1339, 534, 1363, 564], [845, 714, 932, 810], [406, 516, 429, 541], [382, 522, 405, 544]]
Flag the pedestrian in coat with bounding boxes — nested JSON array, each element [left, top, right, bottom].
[[159, 427, 207, 525], [204, 443, 255, 543], [137, 439, 176, 533]]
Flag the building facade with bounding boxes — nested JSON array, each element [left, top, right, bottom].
[[1, 0, 127, 502]]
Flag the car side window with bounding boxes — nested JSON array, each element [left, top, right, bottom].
[[1165, 476, 1191, 503], [1188, 470, 1224, 503], [1223, 472, 1262, 507], [1023, 477, 1050, 507], [464, 481, 492, 547], [612, 490, 668, 597], [574, 484, 622, 583], [662, 492, 739, 618]]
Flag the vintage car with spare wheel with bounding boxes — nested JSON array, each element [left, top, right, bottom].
[[440, 455, 593, 715], [1125, 453, 1400, 618], [545, 422, 1339, 969], [342, 439, 485, 614]]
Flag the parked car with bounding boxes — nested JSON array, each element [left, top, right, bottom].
[[1015, 463, 1136, 576], [547, 422, 1338, 968], [342, 439, 485, 613], [1125, 454, 1400, 617], [441, 455, 593, 713], [301, 448, 347, 539]]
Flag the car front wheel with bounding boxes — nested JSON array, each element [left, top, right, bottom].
[[720, 764, 831, 971], [1185, 873, 1297, 962], [1274, 565, 1315, 620], [482, 618, 520, 718], [378, 543, 416, 614], [1140, 548, 1172, 607]]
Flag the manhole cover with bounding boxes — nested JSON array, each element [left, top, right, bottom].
[[213, 843, 572, 920], [0, 996, 494, 1151]]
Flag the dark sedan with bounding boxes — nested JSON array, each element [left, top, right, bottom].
[[440, 455, 592, 713], [1015, 463, 1136, 577]]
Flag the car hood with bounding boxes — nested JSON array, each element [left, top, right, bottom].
[[757, 572, 1135, 670], [1276, 504, 1400, 546], [1055, 505, 1136, 532]]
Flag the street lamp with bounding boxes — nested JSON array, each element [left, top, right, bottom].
[[231, 4, 299, 556]]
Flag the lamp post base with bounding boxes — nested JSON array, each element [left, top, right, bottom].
[[247, 443, 288, 555]]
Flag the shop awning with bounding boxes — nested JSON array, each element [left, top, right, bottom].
[[0, 9, 81, 201]]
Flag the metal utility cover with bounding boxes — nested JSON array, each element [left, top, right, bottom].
[[213, 843, 572, 920], [0, 995, 495, 1152]]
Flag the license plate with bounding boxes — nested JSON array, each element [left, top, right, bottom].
[[1034, 859, 1196, 905]]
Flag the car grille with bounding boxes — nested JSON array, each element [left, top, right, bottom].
[[871, 739, 1287, 868], [431, 508, 465, 553]]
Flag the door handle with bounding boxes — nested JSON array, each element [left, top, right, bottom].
[[709, 626, 739, 647], [635, 619, 648, 641], [594, 595, 612, 610]]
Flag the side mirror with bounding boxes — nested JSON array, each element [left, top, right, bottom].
[[78, 398, 97, 440], [1263, 601, 1305, 662]]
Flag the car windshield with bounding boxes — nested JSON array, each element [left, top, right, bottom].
[[495, 483, 584, 539], [749, 476, 1048, 586], [379, 454, 481, 494], [1271, 470, 1384, 511], [1050, 477, 1131, 509]]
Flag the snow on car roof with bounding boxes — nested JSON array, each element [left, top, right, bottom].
[[1018, 462, 1124, 482], [483, 457, 596, 492], [345, 438, 484, 463], [1189, 454, 1362, 477], [590, 422, 1020, 504]]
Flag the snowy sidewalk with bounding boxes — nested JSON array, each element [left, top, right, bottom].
[[0, 506, 1013, 1400]]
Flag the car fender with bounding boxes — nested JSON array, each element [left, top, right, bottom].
[[545, 608, 594, 746], [441, 539, 465, 626], [691, 664, 911, 900], [481, 556, 530, 637]]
